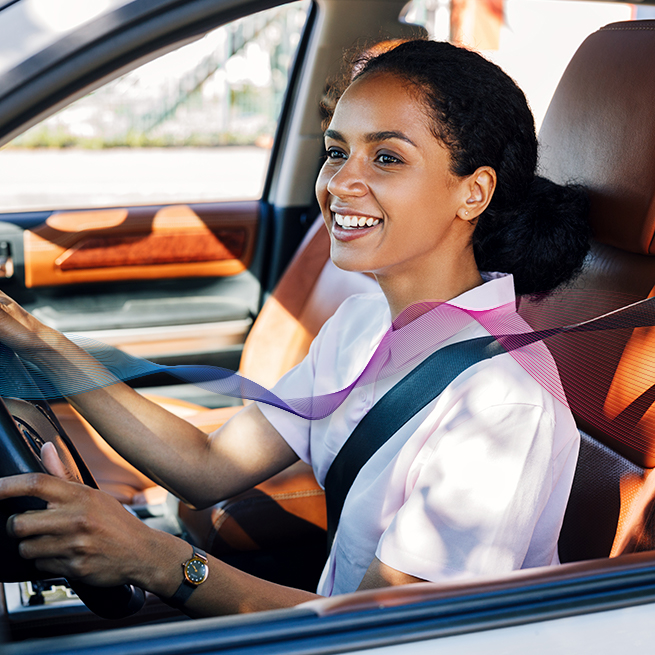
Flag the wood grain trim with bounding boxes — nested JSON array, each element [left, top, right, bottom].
[[24, 202, 258, 287]]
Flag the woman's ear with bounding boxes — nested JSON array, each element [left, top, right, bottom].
[[457, 166, 496, 222]]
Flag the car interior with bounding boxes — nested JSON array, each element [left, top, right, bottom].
[[3, 0, 655, 650]]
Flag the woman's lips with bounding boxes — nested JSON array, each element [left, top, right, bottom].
[[331, 212, 383, 241]]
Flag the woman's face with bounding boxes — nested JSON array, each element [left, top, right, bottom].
[[315, 72, 475, 280]]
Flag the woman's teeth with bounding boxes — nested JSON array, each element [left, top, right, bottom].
[[334, 213, 381, 228]]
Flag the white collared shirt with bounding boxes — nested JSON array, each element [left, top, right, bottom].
[[257, 274, 579, 596]]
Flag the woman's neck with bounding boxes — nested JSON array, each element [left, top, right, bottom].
[[376, 251, 484, 322]]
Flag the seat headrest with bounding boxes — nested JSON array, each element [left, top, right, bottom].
[[539, 20, 655, 255]]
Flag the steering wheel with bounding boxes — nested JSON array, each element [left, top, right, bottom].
[[0, 350, 145, 620]]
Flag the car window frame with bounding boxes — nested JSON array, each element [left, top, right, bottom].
[[3, 1, 655, 652]]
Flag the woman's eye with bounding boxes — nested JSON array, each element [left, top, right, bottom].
[[376, 153, 402, 165], [326, 148, 346, 160]]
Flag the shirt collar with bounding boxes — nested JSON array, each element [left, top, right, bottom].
[[446, 272, 516, 312], [385, 273, 517, 369]]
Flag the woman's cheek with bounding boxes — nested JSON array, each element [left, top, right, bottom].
[[315, 168, 332, 219]]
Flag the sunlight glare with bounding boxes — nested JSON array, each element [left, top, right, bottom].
[[27, 0, 115, 34]]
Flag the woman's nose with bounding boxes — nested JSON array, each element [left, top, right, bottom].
[[326, 157, 368, 198]]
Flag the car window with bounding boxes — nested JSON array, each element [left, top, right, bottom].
[[0, 0, 310, 212], [403, 0, 638, 130]]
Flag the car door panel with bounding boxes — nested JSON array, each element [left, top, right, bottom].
[[0, 199, 264, 373], [22, 202, 258, 287]]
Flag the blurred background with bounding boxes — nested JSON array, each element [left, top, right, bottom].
[[0, 0, 650, 212]]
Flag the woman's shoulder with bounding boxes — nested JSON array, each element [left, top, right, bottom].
[[439, 339, 568, 422], [325, 291, 390, 332], [439, 346, 578, 450]]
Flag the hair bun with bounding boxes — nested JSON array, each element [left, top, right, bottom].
[[473, 177, 591, 296]]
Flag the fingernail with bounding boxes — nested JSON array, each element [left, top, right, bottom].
[[6, 514, 17, 538]]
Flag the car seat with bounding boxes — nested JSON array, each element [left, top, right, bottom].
[[519, 20, 655, 562]]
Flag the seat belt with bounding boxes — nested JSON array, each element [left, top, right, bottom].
[[323, 334, 506, 553], [322, 295, 655, 553]]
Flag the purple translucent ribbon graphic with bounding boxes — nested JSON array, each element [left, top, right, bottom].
[[2, 290, 655, 455]]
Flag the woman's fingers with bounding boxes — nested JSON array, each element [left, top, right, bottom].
[[8, 509, 59, 539], [41, 442, 77, 483], [0, 472, 73, 506], [0, 471, 157, 587], [2, 474, 103, 580], [17, 532, 114, 581], [3, 474, 90, 541], [7, 502, 93, 540], [18, 532, 83, 560]]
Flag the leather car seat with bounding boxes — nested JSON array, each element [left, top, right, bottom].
[[519, 20, 655, 562]]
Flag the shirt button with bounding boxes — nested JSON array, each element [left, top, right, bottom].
[[359, 390, 367, 402]]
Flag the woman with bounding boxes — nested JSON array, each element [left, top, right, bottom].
[[0, 40, 589, 615]]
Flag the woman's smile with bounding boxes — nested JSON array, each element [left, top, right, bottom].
[[330, 210, 383, 241], [333, 213, 381, 229]]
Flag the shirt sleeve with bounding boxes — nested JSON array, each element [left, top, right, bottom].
[[375, 401, 556, 582], [255, 320, 327, 464], [254, 292, 388, 465]]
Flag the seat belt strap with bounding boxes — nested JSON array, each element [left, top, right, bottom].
[[323, 335, 505, 553]]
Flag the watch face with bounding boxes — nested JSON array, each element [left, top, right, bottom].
[[185, 558, 208, 585]]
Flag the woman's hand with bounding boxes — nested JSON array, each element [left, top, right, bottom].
[[0, 443, 171, 590], [0, 290, 118, 397], [0, 290, 65, 363]]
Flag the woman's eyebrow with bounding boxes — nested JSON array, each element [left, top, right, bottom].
[[324, 129, 345, 141], [365, 131, 417, 147], [324, 128, 417, 148]]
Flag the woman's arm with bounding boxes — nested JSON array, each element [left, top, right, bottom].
[[68, 388, 299, 508], [0, 461, 422, 617], [0, 291, 298, 508], [0, 446, 421, 617], [0, 447, 317, 616]]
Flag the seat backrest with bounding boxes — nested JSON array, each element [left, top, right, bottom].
[[519, 20, 655, 561], [239, 217, 379, 390]]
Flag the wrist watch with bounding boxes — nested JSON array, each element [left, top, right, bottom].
[[167, 545, 209, 608]]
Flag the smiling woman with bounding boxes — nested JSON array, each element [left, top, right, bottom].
[[255, 39, 591, 596], [317, 73, 490, 317], [0, 37, 590, 618]]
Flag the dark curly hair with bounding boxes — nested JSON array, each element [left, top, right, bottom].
[[322, 39, 590, 296]]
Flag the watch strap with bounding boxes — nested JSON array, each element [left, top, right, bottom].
[[167, 546, 208, 609]]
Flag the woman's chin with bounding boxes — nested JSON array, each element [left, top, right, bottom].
[[329, 246, 375, 275]]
